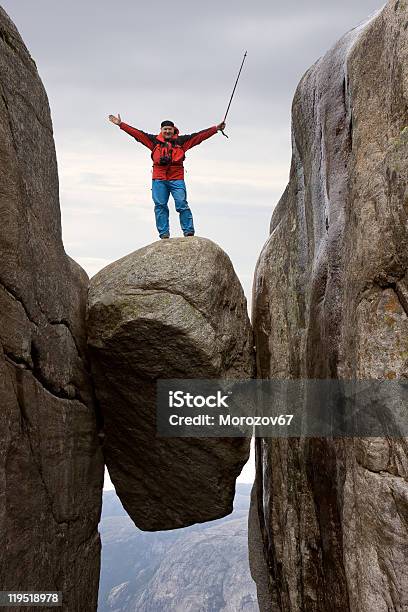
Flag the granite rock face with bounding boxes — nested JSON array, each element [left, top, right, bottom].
[[88, 237, 254, 530], [0, 7, 104, 609], [249, 2, 408, 610]]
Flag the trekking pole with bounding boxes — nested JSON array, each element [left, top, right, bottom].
[[221, 51, 247, 138]]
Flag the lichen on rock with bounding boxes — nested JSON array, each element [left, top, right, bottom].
[[0, 6, 104, 610], [249, 1, 408, 610]]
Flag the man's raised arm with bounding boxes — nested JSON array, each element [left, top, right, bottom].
[[108, 113, 156, 150], [178, 122, 226, 151]]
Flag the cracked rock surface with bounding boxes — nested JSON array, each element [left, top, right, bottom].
[[88, 237, 254, 530], [0, 7, 104, 610], [249, 1, 408, 610]]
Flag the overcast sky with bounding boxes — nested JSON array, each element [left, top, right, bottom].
[[2, 1, 384, 486]]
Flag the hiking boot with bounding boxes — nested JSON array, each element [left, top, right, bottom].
[[184, 232, 194, 237], [160, 234, 170, 239]]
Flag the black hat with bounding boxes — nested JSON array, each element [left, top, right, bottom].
[[161, 120, 175, 128]]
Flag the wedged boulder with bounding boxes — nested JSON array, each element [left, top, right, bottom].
[[0, 7, 104, 609], [87, 236, 254, 530], [249, 1, 408, 611]]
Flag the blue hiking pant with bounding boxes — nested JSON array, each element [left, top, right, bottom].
[[152, 179, 195, 238]]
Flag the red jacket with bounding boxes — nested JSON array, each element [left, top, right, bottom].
[[119, 122, 218, 180]]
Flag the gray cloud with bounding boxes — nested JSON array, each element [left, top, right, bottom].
[[1, 0, 384, 152], [1, 0, 384, 282], [3, 1, 384, 102]]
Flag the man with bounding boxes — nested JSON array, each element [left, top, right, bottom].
[[108, 114, 226, 239]]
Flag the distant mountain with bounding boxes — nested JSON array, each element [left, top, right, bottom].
[[98, 483, 258, 611]]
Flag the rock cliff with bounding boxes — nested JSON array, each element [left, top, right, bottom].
[[249, 1, 408, 610], [0, 7, 104, 610], [88, 237, 254, 530]]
